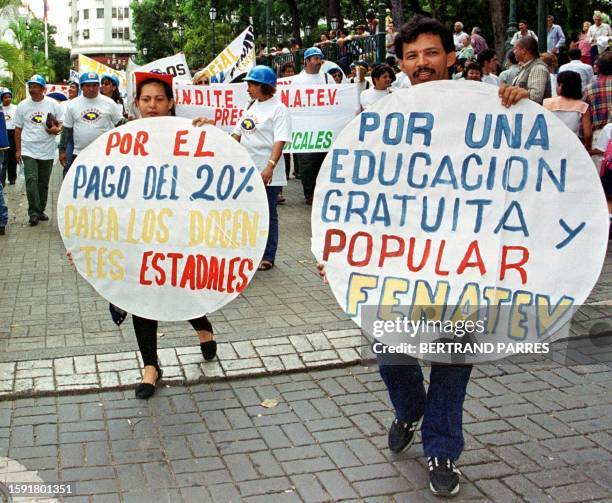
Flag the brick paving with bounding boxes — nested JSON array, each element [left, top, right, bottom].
[[0, 355, 611, 502]]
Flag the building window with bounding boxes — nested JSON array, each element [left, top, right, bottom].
[[124, 8, 129, 18], [83, 9, 89, 19], [83, 29, 90, 39], [69, 16, 72, 23], [112, 7, 116, 18], [112, 28, 117, 39], [118, 8, 123, 20], [97, 8, 104, 18], [124, 27, 130, 40]]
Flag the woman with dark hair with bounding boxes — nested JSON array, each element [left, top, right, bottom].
[[360, 64, 395, 110], [100, 74, 126, 117], [543, 70, 592, 149], [68, 71, 217, 400], [193, 65, 291, 272]]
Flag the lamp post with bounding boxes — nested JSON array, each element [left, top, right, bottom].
[[178, 25, 184, 49], [330, 18, 339, 62], [505, 0, 517, 51], [142, 47, 148, 63], [304, 25, 311, 46], [377, 1, 386, 63], [330, 17, 338, 31], [209, 7, 217, 58]]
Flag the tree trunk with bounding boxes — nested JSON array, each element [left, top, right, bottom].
[[488, 0, 507, 59], [405, 0, 425, 17], [328, 0, 342, 28], [286, 0, 302, 44], [390, 0, 403, 27]]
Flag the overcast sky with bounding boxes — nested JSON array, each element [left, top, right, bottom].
[[25, 0, 71, 48]]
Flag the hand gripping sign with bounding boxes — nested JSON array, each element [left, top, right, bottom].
[[311, 81, 609, 364], [58, 117, 269, 321]]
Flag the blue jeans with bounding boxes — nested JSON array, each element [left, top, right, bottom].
[[0, 151, 7, 227], [377, 352, 472, 460], [263, 186, 281, 263]]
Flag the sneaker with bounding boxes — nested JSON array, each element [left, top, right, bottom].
[[428, 457, 460, 497], [29, 215, 39, 226], [38, 212, 49, 221], [388, 417, 420, 453], [0, 226, 5, 235]]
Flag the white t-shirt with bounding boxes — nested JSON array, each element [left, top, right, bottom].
[[63, 94, 124, 154], [360, 88, 391, 109], [292, 71, 331, 85], [1, 103, 17, 130], [13, 97, 62, 160], [233, 97, 291, 187], [595, 123, 612, 151], [392, 72, 412, 89], [482, 74, 500, 86], [558, 60, 595, 90]]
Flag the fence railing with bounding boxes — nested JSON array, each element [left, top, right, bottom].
[[269, 33, 385, 74]]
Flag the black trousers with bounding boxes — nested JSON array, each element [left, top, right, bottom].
[[296, 153, 326, 199], [132, 315, 213, 367], [0, 130, 16, 185]]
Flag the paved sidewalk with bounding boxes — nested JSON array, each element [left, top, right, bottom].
[[0, 353, 611, 502]]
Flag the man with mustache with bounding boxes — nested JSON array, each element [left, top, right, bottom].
[[378, 15, 528, 497]]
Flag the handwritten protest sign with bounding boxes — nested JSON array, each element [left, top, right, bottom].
[[57, 117, 269, 321], [192, 26, 255, 83], [311, 81, 609, 363], [175, 81, 360, 153]]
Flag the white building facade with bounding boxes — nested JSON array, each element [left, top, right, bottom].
[[69, 0, 136, 69]]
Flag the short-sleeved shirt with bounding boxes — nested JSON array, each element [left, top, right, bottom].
[[233, 97, 291, 187], [584, 75, 611, 130], [292, 72, 331, 85], [360, 88, 391, 109], [63, 94, 124, 154], [1, 104, 17, 130], [13, 97, 62, 160]]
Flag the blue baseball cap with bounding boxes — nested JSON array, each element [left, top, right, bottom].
[[27, 74, 46, 88], [79, 72, 100, 85], [304, 47, 324, 60]]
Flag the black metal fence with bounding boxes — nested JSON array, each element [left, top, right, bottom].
[[269, 34, 385, 74]]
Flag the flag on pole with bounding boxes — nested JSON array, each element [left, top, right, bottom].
[[43, 0, 49, 22]]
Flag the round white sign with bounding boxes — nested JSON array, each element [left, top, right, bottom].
[[311, 81, 609, 363], [58, 117, 269, 321]]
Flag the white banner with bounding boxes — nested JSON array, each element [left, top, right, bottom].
[[57, 117, 269, 321], [311, 80, 609, 363], [174, 81, 360, 153], [193, 26, 255, 83]]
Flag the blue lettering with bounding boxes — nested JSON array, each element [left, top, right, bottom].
[[359, 112, 380, 141], [465, 113, 491, 148], [330, 148, 349, 183]]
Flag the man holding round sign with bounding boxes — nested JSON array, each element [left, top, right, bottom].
[[59, 71, 269, 400], [313, 16, 608, 498]]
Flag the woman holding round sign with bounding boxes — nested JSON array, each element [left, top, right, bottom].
[[194, 65, 291, 271], [65, 71, 220, 400]]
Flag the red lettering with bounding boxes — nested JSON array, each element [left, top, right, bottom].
[[378, 234, 405, 267], [236, 259, 253, 292], [226, 257, 240, 293], [457, 240, 486, 275], [500, 245, 529, 284], [119, 134, 132, 154], [213, 109, 222, 124], [304, 88, 314, 106], [139, 251, 154, 285], [280, 90, 289, 107], [322, 229, 346, 261], [207, 256, 219, 291], [217, 257, 226, 292], [317, 88, 325, 106], [151, 252, 166, 285], [173, 130, 190, 156], [196, 255, 208, 289], [195, 90, 203, 105], [134, 131, 149, 156], [194, 131, 214, 157], [180, 255, 196, 289], [328, 89, 337, 105], [225, 90, 234, 108], [221, 108, 230, 125], [167, 252, 183, 286], [434, 240, 450, 276], [347, 231, 372, 267], [407, 237, 431, 272], [105, 132, 121, 155]]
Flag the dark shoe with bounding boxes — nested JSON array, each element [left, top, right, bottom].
[[29, 215, 39, 226], [9, 180, 15, 185], [200, 340, 217, 361], [305, 196, 313, 206], [0, 226, 5, 235], [38, 212, 49, 221], [135, 365, 162, 399], [388, 417, 420, 453], [429, 457, 460, 497]]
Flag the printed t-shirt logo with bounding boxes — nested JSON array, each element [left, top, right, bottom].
[[240, 116, 257, 134], [4, 113, 11, 121], [82, 108, 102, 123], [30, 112, 44, 124]]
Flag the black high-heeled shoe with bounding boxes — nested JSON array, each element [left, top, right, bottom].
[[135, 364, 162, 399], [200, 340, 217, 361]]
